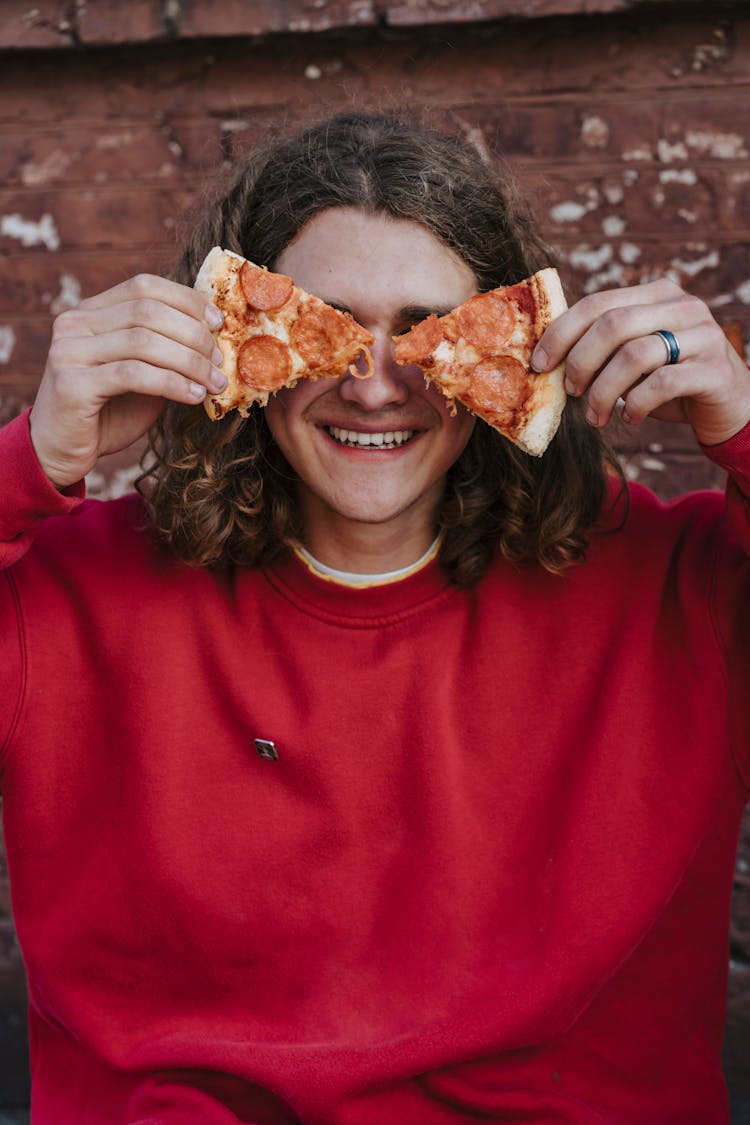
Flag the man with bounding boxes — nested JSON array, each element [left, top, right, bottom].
[[1, 112, 749, 1123]]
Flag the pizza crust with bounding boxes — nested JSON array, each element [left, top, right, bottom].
[[512, 269, 568, 457], [393, 267, 568, 457]]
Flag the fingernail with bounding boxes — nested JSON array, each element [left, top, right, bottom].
[[190, 381, 206, 399], [206, 305, 223, 329], [530, 345, 548, 372], [211, 367, 227, 392], [212, 346, 224, 366], [585, 405, 599, 426]]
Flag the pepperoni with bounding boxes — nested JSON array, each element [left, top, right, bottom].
[[239, 261, 294, 311], [457, 293, 515, 349], [464, 355, 529, 428], [393, 315, 445, 367], [237, 334, 291, 391], [292, 303, 352, 371]]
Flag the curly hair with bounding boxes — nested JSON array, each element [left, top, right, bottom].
[[139, 111, 623, 585]]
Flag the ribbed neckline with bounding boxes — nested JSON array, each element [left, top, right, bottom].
[[262, 549, 456, 628]]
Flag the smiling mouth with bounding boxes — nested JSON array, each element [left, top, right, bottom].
[[326, 425, 416, 449]]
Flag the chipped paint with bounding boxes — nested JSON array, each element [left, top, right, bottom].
[[569, 244, 613, 271], [667, 250, 719, 278], [0, 212, 60, 251], [656, 139, 689, 163], [0, 327, 16, 364], [641, 457, 665, 472], [95, 131, 135, 150], [550, 201, 587, 223], [304, 64, 322, 79], [220, 119, 250, 133], [21, 149, 72, 187], [736, 279, 750, 305], [647, 443, 664, 454], [659, 168, 698, 185], [619, 243, 641, 264], [583, 263, 627, 294], [685, 130, 748, 160], [622, 147, 652, 163], [602, 215, 625, 237], [604, 185, 624, 205], [677, 209, 697, 224], [580, 114, 609, 149], [50, 274, 82, 315]]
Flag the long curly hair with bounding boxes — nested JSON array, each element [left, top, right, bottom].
[[139, 111, 623, 585]]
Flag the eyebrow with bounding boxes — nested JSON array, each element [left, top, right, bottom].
[[326, 301, 454, 321]]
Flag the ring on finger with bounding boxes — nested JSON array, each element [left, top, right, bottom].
[[652, 329, 680, 366]]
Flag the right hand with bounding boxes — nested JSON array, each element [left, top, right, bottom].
[[28, 274, 227, 488]]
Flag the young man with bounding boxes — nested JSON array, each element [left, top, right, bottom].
[[1, 113, 749, 1124]]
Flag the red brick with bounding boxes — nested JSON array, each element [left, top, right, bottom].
[[0, 320, 53, 381], [0, 385, 35, 427], [0, 187, 194, 253], [76, 0, 166, 44], [0, 121, 224, 189], [180, 0, 376, 38], [0, 250, 172, 316], [0, 0, 73, 49]]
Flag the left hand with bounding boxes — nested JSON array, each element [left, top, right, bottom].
[[532, 278, 750, 447]]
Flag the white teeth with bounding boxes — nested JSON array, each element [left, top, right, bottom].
[[328, 426, 415, 448]]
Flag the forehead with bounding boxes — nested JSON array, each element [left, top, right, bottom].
[[275, 206, 477, 314]]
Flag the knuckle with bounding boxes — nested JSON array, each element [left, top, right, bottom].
[[127, 325, 154, 353], [650, 366, 680, 397], [186, 350, 210, 380], [619, 337, 652, 368], [563, 353, 584, 382], [51, 308, 82, 338], [130, 273, 157, 299], [598, 308, 624, 336], [131, 297, 159, 327]]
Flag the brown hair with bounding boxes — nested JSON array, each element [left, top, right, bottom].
[[140, 111, 623, 585]]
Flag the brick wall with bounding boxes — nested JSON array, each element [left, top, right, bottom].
[[1, 0, 749, 1110]]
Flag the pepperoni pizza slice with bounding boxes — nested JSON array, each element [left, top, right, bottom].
[[194, 247, 375, 420], [393, 268, 567, 456]]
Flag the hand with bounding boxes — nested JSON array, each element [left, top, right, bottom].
[[533, 278, 750, 447], [29, 274, 226, 488]]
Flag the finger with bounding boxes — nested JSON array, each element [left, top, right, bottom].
[[533, 279, 693, 377], [54, 298, 221, 365], [84, 358, 219, 407], [619, 358, 715, 428], [562, 297, 709, 399], [76, 273, 223, 331], [54, 328, 227, 396], [584, 326, 700, 427]]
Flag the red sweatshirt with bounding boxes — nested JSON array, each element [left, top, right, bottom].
[[1, 409, 749, 1125]]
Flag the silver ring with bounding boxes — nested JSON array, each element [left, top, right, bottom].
[[653, 329, 680, 366]]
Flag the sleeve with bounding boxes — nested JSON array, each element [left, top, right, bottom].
[[702, 420, 750, 787], [0, 409, 85, 570]]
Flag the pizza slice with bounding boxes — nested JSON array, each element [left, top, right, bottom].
[[194, 247, 375, 420], [393, 268, 567, 456]]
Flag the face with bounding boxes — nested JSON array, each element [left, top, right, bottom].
[[266, 207, 478, 569]]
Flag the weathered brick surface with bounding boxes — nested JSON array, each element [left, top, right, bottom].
[[1, 0, 749, 1109]]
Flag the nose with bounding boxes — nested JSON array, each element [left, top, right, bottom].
[[338, 336, 412, 410]]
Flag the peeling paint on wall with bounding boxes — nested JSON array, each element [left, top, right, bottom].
[[685, 130, 748, 160], [0, 327, 16, 364], [0, 212, 60, 251], [21, 150, 72, 187], [49, 274, 82, 315]]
